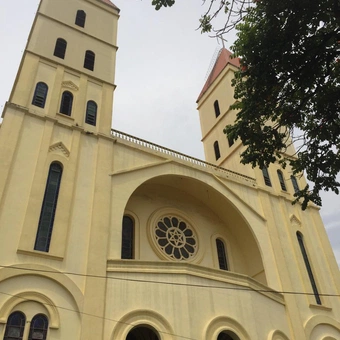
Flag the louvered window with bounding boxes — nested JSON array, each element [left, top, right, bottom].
[[75, 10, 86, 27], [262, 167, 272, 186], [60, 91, 73, 116], [216, 239, 228, 270], [297, 232, 321, 305], [121, 215, 134, 259], [85, 101, 97, 126], [32, 82, 48, 108], [34, 162, 63, 252], [291, 175, 300, 193], [277, 170, 287, 191], [84, 50, 95, 71], [53, 38, 67, 59], [214, 141, 221, 160]]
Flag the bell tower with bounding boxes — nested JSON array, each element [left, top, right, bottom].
[[4, 0, 119, 135]]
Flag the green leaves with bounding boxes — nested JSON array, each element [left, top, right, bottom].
[[151, 0, 175, 11]]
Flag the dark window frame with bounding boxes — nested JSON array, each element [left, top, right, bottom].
[[291, 175, 300, 193], [214, 141, 221, 160], [277, 170, 287, 191], [85, 100, 97, 126], [216, 238, 228, 270], [262, 167, 272, 187], [75, 10, 86, 27], [217, 331, 240, 340], [34, 162, 63, 252], [4, 311, 26, 340], [214, 100, 221, 118], [296, 232, 321, 305], [53, 38, 67, 59], [84, 50, 95, 71], [121, 215, 134, 259], [60, 91, 73, 116], [28, 314, 49, 340], [32, 82, 48, 108]]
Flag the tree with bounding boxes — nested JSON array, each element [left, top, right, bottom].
[[152, 0, 340, 209]]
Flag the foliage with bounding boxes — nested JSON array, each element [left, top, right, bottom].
[[152, 0, 340, 209], [227, 0, 340, 209]]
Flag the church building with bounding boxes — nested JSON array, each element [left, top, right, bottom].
[[0, 0, 339, 339]]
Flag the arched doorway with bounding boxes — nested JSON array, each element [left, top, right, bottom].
[[217, 331, 240, 340], [126, 325, 160, 340]]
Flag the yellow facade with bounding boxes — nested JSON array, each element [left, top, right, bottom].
[[0, 0, 339, 339]]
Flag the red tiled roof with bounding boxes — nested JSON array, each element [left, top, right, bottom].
[[100, 0, 120, 11], [197, 48, 240, 102]]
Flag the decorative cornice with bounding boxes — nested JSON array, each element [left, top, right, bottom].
[[49, 141, 70, 157], [61, 81, 79, 91]]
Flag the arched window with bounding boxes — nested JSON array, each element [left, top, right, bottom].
[[3, 311, 26, 340], [121, 215, 134, 259], [217, 331, 240, 340], [75, 10, 86, 27], [216, 238, 228, 270], [126, 326, 159, 340], [296, 232, 321, 305], [214, 100, 221, 118], [291, 175, 300, 193], [85, 100, 97, 126], [53, 38, 67, 59], [262, 167, 272, 186], [84, 50, 95, 71], [214, 141, 221, 160], [34, 162, 63, 252], [28, 314, 48, 340], [59, 91, 73, 116], [277, 170, 287, 191], [32, 82, 48, 108]]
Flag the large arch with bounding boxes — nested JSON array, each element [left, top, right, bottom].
[[305, 315, 340, 340], [119, 174, 267, 284]]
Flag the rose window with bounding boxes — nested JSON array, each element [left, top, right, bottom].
[[154, 216, 197, 260]]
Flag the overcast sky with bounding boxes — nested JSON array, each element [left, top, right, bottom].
[[0, 0, 339, 268]]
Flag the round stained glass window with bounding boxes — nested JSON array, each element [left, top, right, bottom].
[[154, 216, 197, 260]]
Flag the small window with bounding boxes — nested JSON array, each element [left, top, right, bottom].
[[277, 170, 287, 191], [85, 101, 97, 126], [214, 100, 221, 118], [35, 162, 63, 252], [227, 134, 234, 147], [28, 314, 48, 340], [32, 82, 48, 108], [75, 10, 86, 27], [297, 232, 321, 305], [216, 239, 228, 270], [3, 311, 26, 340], [121, 215, 134, 259], [291, 175, 300, 193], [60, 91, 73, 116], [262, 167, 272, 186], [214, 141, 221, 160], [53, 38, 67, 59], [84, 50, 95, 71]]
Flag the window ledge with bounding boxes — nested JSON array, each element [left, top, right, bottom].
[[17, 249, 63, 261], [56, 112, 74, 120], [309, 303, 332, 312]]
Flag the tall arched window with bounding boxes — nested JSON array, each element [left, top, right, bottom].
[[32, 82, 48, 108], [84, 50, 95, 71], [75, 10, 86, 27], [296, 232, 321, 305], [3, 311, 26, 340], [291, 175, 300, 193], [217, 331, 240, 340], [85, 100, 97, 126], [216, 238, 228, 270], [214, 141, 221, 160], [126, 326, 159, 340], [277, 170, 287, 191], [53, 38, 67, 59], [214, 100, 221, 118], [28, 314, 48, 340], [60, 91, 73, 116], [34, 162, 63, 252], [262, 167, 272, 186], [121, 215, 134, 259]]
